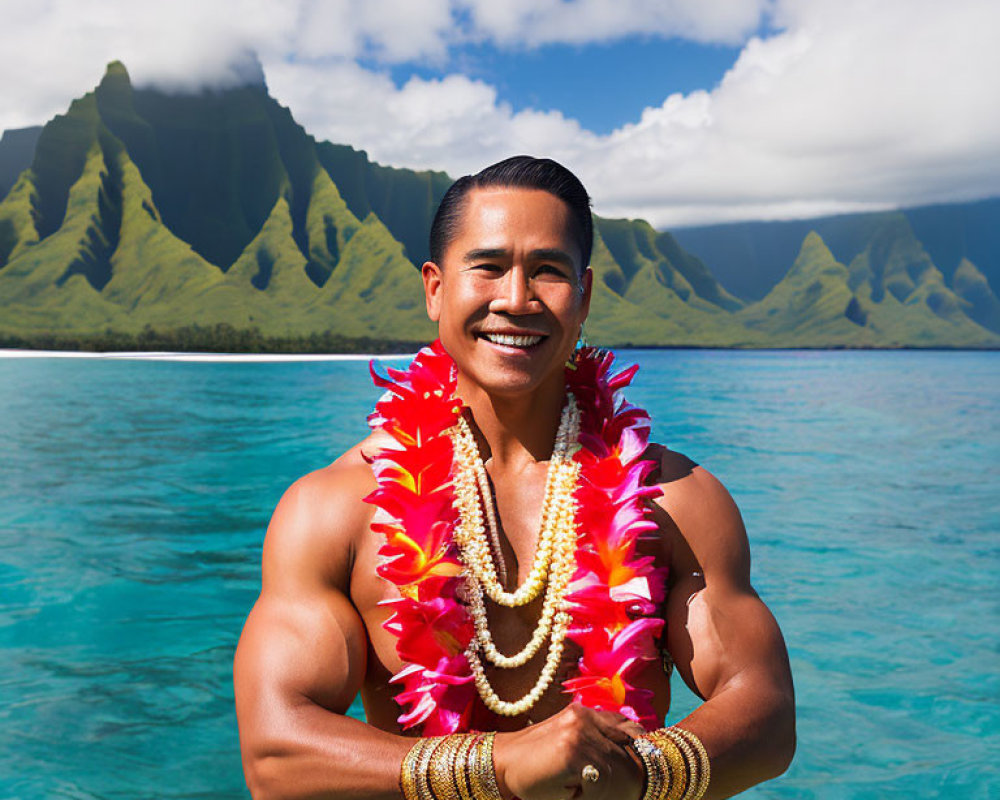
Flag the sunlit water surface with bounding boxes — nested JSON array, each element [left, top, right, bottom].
[[1, 349, 997, 799]]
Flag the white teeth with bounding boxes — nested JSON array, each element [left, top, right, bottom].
[[483, 333, 543, 347]]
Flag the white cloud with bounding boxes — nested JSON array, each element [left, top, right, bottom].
[[1, 0, 998, 227], [290, 0, 454, 64], [454, 0, 770, 47], [0, 0, 769, 130], [268, 0, 1000, 226], [264, 60, 597, 174]]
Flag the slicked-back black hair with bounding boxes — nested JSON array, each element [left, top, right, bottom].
[[429, 155, 593, 270]]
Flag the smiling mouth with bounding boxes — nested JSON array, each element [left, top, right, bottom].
[[479, 332, 545, 347]]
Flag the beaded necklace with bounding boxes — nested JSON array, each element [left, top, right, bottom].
[[366, 340, 668, 735], [453, 395, 580, 717]]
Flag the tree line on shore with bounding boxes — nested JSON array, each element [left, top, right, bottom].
[[0, 323, 425, 354]]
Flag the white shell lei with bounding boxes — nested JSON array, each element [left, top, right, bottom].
[[449, 394, 582, 716]]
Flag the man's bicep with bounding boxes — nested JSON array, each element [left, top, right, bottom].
[[659, 463, 792, 702], [667, 580, 791, 703], [235, 587, 368, 718], [234, 467, 372, 757]]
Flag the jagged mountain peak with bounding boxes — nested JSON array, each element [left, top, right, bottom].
[[103, 60, 130, 81], [785, 231, 842, 281]]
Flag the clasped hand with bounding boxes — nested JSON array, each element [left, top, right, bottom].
[[493, 704, 646, 800]]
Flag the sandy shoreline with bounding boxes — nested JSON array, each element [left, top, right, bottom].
[[0, 349, 415, 362]]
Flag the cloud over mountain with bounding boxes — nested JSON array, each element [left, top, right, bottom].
[[1, 0, 997, 226]]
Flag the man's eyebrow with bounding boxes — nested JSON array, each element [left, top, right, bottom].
[[462, 248, 575, 267], [529, 248, 574, 267], [463, 248, 508, 262]]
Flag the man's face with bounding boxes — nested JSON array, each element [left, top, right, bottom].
[[422, 187, 593, 398]]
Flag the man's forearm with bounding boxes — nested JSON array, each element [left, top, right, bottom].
[[245, 702, 411, 800], [243, 681, 793, 800], [671, 680, 795, 800]]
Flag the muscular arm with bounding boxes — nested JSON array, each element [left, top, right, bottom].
[[655, 452, 796, 799], [233, 460, 412, 800]]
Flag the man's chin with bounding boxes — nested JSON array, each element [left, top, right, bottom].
[[463, 360, 566, 400]]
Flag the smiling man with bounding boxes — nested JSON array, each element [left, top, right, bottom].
[[234, 156, 795, 800]]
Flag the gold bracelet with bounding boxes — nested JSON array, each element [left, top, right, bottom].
[[637, 731, 684, 800], [401, 737, 442, 800], [429, 734, 466, 800], [467, 734, 485, 798], [452, 733, 479, 800], [647, 731, 689, 800], [631, 737, 655, 800], [668, 729, 701, 800], [668, 728, 710, 800], [416, 735, 447, 800], [400, 738, 424, 800], [468, 731, 504, 800], [632, 736, 671, 800], [481, 731, 505, 800], [663, 728, 701, 800]]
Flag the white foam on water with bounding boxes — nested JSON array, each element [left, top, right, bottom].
[[0, 349, 415, 362]]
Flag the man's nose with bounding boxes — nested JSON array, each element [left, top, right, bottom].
[[491, 265, 538, 315]]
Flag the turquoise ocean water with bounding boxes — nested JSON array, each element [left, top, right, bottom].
[[1, 349, 997, 799]]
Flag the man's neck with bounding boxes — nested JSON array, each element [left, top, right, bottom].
[[456, 373, 566, 474]]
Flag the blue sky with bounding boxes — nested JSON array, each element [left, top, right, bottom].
[[1, 1, 998, 227], [370, 37, 744, 135]]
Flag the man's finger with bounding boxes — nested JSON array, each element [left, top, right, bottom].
[[586, 709, 645, 746]]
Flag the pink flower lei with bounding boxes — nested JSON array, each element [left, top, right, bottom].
[[365, 339, 668, 735]]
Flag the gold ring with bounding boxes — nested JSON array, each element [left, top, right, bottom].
[[582, 764, 600, 783]]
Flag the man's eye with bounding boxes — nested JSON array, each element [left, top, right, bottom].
[[535, 264, 568, 278], [473, 263, 503, 273]]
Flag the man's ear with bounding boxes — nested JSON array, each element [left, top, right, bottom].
[[422, 261, 443, 322]]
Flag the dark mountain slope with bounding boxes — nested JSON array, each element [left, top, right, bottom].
[[0, 126, 42, 199]]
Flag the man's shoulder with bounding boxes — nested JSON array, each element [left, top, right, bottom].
[[287, 428, 393, 499], [644, 442, 736, 512], [643, 442, 750, 579], [643, 442, 700, 487], [261, 430, 392, 591]]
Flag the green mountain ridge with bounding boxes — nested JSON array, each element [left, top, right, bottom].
[[673, 198, 1000, 309], [1, 61, 997, 350], [734, 230, 994, 347], [0, 62, 437, 344]]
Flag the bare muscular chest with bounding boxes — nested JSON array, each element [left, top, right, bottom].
[[348, 469, 672, 732]]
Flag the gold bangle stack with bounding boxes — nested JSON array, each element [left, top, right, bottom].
[[400, 732, 504, 800], [668, 727, 710, 800], [633, 726, 711, 800], [632, 735, 672, 800]]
